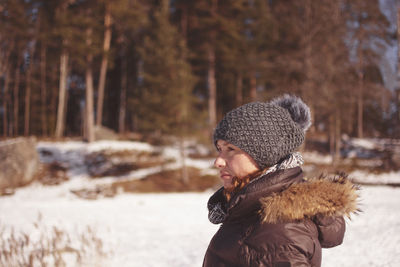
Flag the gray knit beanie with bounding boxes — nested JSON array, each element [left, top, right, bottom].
[[213, 94, 311, 169]]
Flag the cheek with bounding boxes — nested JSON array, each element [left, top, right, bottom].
[[230, 157, 247, 177], [232, 155, 259, 178], [223, 156, 239, 175]]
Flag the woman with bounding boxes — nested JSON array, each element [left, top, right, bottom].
[[203, 95, 359, 267]]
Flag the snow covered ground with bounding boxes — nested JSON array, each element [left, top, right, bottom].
[[1, 140, 400, 266], [2, 184, 400, 267]]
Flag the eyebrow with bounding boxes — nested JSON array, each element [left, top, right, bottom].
[[217, 140, 229, 146], [217, 142, 236, 151]]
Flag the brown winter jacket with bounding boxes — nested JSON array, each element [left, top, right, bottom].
[[203, 167, 359, 267]]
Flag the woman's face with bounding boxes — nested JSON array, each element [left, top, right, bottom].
[[214, 140, 260, 189]]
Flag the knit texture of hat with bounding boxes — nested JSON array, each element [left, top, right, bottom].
[[213, 95, 311, 169]]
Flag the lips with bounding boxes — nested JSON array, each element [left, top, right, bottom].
[[220, 172, 232, 180]]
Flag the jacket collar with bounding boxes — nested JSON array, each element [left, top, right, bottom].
[[260, 175, 360, 224], [208, 168, 360, 224], [208, 167, 304, 224], [226, 167, 304, 222]]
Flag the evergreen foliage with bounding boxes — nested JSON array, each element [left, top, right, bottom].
[[0, 0, 397, 143], [137, 0, 196, 135]]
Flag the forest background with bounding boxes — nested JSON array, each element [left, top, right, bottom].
[[1, 0, 399, 157]]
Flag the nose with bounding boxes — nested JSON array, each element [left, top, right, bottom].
[[214, 155, 226, 168]]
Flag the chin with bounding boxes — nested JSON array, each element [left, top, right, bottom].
[[223, 183, 233, 190], [223, 182, 235, 191]]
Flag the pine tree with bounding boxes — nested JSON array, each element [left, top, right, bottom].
[[0, 1, 15, 136], [24, 4, 40, 136], [0, 0, 31, 136], [240, 0, 274, 103], [173, 0, 253, 129], [137, 0, 196, 182], [109, 0, 148, 133], [32, 0, 61, 136], [345, 0, 391, 138], [138, 0, 195, 135]]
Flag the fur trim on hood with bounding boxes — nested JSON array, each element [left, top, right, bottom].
[[260, 176, 360, 224]]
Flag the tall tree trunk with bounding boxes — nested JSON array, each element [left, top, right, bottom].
[[85, 27, 95, 142], [85, 67, 95, 142], [207, 43, 217, 127], [347, 96, 355, 135], [356, 19, 365, 139], [24, 16, 40, 136], [207, 0, 218, 131], [249, 73, 257, 101], [1, 40, 13, 137], [50, 62, 58, 134], [303, 0, 315, 133], [24, 42, 37, 136], [24, 66, 32, 136], [2, 68, 10, 137], [334, 109, 341, 164], [397, 6, 400, 125], [96, 5, 112, 126], [179, 135, 189, 184], [13, 52, 22, 136], [329, 113, 335, 164], [180, 4, 188, 40], [207, 45, 217, 130], [357, 69, 364, 138], [55, 46, 69, 138], [180, 4, 189, 184], [40, 42, 48, 136], [236, 72, 243, 106], [119, 48, 127, 133]]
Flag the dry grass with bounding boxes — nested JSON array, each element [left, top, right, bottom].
[[38, 162, 69, 186], [0, 214, 110, 267]]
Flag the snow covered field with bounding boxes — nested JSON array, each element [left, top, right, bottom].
[[2, 184, 400, 267], [1, 140, 400, 266]]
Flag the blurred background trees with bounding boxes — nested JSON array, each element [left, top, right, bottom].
[[0, 0, 398, 147]]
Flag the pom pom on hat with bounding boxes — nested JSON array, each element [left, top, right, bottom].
[[270, 94, 312, 132]]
